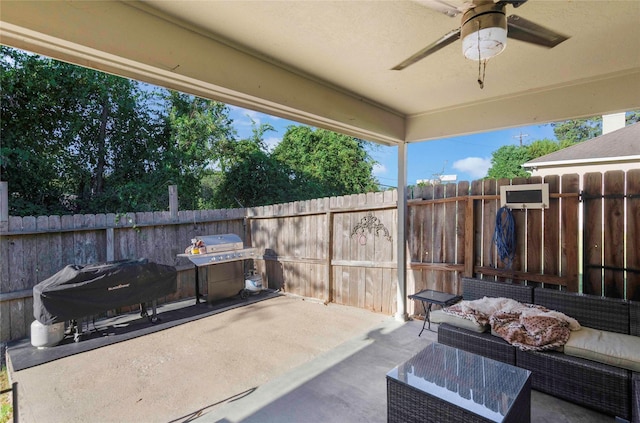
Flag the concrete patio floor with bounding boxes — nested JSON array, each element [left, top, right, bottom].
[[8, 294, 614, 422]]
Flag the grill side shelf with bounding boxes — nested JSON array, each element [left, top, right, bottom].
[[177, 248, 257, 267]]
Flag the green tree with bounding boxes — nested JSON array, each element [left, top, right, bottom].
[[73, 73, 166, 213], [272, 126, 379, 198], [626, 110, 640, 125], [1, 46, 238, 215], [211, 123, 296, 208], [550, 112, 639, 143], [526, 138, 564, 158], [161, 91, 236, 210], [1, 47, 80, 215], [486, 145, 531, 179], [1, 46, 174, 215], [486, 112, 640, 180], [2, 47, 380, 215], [551, 117, 601, 143], [213, 124, 381, 208], [486, 137, 582, 180]]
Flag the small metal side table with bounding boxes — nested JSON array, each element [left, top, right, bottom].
[[409, 289, 462, 336]]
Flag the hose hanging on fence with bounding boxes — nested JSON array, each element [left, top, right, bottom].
[[493, 206, 516, 269]]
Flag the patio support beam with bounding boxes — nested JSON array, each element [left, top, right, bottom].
[[404, 69, 640, 143], [395, 142, 408, 321]]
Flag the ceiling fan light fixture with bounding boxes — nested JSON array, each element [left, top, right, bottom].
[[460, 5, 508, 61], [462, 26, 507, 60]]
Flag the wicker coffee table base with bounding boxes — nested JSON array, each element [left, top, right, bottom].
[[387, 376, 531, 423]]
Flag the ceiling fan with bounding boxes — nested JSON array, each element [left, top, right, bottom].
[[392, 0, 570, 71]]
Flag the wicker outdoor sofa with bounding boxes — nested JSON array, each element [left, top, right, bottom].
[[433, 277, 640, 422]]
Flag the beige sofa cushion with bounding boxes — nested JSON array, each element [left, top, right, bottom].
[[564, 327, 640, 372], [429, 309, 489, 333]]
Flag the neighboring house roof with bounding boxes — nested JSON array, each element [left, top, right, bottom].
[[523, 122, 640, 168]]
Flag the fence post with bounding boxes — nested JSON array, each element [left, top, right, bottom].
[[106, 228, 115, 262], [0, 181, 8, 232], [325, 210, 333, 303], [12, 381, 18, 423], [169, 185, 178, 221], [464, 197, 475, 277]]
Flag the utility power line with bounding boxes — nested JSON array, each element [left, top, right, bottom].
[[514, 132, 529, 146]]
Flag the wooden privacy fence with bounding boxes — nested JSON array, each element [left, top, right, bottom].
[[408, 169, 640, 306], [248, 170, 639, 317], [583, 169, 640, 300], [0, 208, 247, 342], [1, 169, 639, 344], [248, 190, 399, 315], [407, 174, 580, 308]]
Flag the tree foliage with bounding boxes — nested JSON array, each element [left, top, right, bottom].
[[272, 126, 379, 198], [551, 112, 640, 145], [525, 138, 566, 158], [1, 47, 166, 214], [486, 145, 532, 179], [1, 47, 380, 216], [0, 47, 234, 215], [551, 117, 602, 143], [161, 91, 235, 210], [625, 111, 640, 125], [486, 112, 639, 180], [486, 137, 575, 180], [212, 124, 380, 208], [210, 122, 295, 208]]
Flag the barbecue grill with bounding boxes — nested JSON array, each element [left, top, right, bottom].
[[178, 234, 260, 302], [32, 258, 177, 344]]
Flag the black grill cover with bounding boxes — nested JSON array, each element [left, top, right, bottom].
[[33, 259, 177, 325]]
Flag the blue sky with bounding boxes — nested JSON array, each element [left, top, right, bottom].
[[227, 105, 558, 188]]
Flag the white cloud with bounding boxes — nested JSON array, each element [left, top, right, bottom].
[[243, 112, 262, 127], [243, 109, 261, 123], [264, 136, 281, 152], [452, 157, 491, 179], [229, 106, 262, 127], [373, 163, 387, 176]]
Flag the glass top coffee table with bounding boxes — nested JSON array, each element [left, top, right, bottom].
[[387, 343, 531, 423]]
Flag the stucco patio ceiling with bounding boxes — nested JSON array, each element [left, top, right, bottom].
[[1, 0, 639, 146]]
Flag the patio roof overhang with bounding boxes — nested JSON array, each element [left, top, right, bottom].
[[1, 0, 639, 319], [1, 1, 639, 146]]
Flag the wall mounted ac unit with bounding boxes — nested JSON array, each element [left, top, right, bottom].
[[500, 183, 549, 209]]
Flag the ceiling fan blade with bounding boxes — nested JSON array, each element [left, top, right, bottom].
[[507, 15, 569, 48], [392, 28, 461, 70], [497, 0, 528, 9], [415, 0, 465, 18]]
